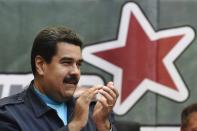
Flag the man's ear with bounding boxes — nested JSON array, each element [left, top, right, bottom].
[[35, 55, 46, 75]]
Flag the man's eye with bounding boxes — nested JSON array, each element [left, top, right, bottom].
[[62, 61, 72, 64], [77, 64, 81, 68], [77, 62, 83, 67]]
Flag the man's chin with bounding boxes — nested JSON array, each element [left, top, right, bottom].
[[62, 84, 77, 99], [62, 95, 73, 102]]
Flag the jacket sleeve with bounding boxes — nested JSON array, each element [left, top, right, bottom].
[[0, 108, 20, 131], [56, 113, 118, 131], [109, 112, 118, 131]]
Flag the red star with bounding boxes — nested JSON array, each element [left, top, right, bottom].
[[83, 2, 193, 115], [94, 14, 183, 102]]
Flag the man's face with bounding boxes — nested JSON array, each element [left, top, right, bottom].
[[182, 112, 197, 131], [41, 42, 82, 102]]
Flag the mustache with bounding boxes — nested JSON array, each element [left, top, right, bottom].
[[63, 76, 79, 85]]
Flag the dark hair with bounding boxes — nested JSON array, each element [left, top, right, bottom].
[[31, 26, 83, 75], [181, 103, 197, 129]]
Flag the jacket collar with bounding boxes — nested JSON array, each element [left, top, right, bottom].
[[26, 81, 51, 117], [26, 80, 75, 120]]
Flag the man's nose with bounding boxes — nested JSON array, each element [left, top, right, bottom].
[[70, 63, 80, 75]]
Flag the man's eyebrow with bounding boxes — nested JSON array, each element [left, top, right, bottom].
[[60, 57, 83, 62], [60, 57, 74, 61]]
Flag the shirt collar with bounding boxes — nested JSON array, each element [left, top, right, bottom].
[[33, 86, 62, 105], [27, 80, 75, 120]]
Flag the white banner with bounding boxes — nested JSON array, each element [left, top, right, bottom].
[[141, 126, 180, 131], [0, 74, 104, 98]]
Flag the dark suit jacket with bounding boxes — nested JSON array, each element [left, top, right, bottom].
[[0, 81, 116, 131]]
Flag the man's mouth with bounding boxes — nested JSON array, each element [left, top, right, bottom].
[[65, 81, 78, 85]]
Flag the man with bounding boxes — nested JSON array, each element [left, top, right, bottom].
[[181, 103, 197, 131], [0, 27, 119, 131]]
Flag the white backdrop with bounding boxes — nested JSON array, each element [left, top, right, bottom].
[[141, 127, 180, 131]]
